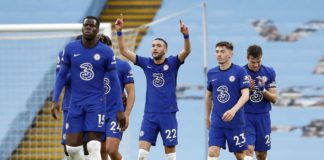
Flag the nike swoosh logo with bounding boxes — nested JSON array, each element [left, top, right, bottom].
[[73, 54, 80, 57], [147, 66, 152, 68]]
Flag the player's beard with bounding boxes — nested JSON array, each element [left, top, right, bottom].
[[153, 54, 164, 61], [152, 51, 165, 60]]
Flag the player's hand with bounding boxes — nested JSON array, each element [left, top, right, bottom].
[[222, 108, 237, 122], [206, 118, 211, 129], [115, 14, 124, 31], [249, 79, 256, 90], [180, 20, 189, 35], [124, 115, 130, 131], [256, 76, 265, 87], [51, 102, 60, 120], [116, 111, 126, 131]]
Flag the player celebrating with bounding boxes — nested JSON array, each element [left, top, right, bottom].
[[115, 14, 191, 160], [98, 34, 135, 160], [51, 16, 125, 160], [205, 41, 250, 160], [243, 45, 277, 160]]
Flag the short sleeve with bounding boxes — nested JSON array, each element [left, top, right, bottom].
[[206, 70, 213, 91], [238, 68, 250, 89], [170, 55, 184, 68], [267, 67, 276, 88], [135, 55, 150, 69]]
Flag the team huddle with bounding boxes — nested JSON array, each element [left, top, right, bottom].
[[52, 15, 277, 160]]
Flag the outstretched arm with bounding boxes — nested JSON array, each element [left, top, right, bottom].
[[115, 14, 137, 63], [178, 20, 191, 62]]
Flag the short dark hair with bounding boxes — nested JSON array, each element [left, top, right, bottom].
[[98, 34, 112, 46], [83, 16, 100, 28], [216, 41, 233, 50], [154, 38, 168, 48], [247, 44, 262, 58]]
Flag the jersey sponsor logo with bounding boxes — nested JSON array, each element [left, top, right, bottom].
[[250, 88, 263, 103], [93, 53, 101, 61], [152, 73, 165, 87], [163, 64, 169, 71], [104, 78, 111, 94], [229, 75, 235, 82], [73, 53, 81, 57], [80, 63, 94, 81], [217, 85, 230, 103]]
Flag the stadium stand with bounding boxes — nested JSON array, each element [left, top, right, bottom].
[[100, 0, 162, 49]]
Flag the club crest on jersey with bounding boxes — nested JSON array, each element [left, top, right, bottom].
[[262, 76, 268, 82], [229, 75, 235, 82], [94, 53, 101, 61], [163, 64, 169, 71]]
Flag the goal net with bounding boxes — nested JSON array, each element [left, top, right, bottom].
[[0, 23, 138, 160]]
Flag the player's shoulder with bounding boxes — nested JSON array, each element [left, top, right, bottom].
[[261, 65, 276, 74], [117, 58, 131, 68], [207, 66, 219, 75], [65, 39, 81, 48]]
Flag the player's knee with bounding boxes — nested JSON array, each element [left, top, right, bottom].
[[138, 149, 149, 160], [246, 146, 254, 156], [234, 152, 245, 160], [106, 146, 119, 158], [256, 152, 267, 160], [165, 152, 176, 160], [66, 145, 83, 158], [208, 147, 220, 157]]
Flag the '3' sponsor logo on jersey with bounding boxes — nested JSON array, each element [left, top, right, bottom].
[[80, 63, 94, 81]]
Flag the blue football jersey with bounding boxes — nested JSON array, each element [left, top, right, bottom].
[[135, 55, 183, 113], [243, 65, 276, 113], [61, 40, 117, 105], [105, 58, 134, 116], [207, 64, 250, 128], [56, 51, 71, 111]]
